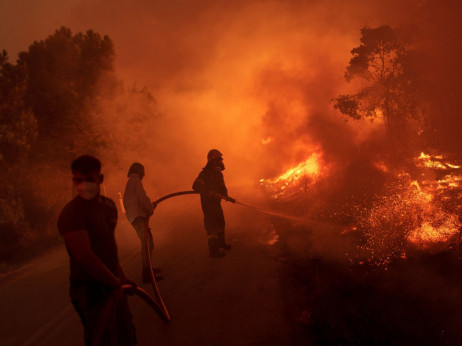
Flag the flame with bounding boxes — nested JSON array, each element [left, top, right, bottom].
[[355, 173, 461, 265], [408, 221, 460, 245], [261, 137, 273, 145], [260, 153, 322, 199], [260, 150, 461, 266], [416, 151, 461, 170], [373, 161, 389, 173], [405, 180, 460, 245], [271, 154, 320, 183]]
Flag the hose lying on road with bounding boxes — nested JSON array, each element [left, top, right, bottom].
[[144, 217, 171, 322]]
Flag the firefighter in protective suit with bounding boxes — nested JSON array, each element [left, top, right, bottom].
[[193, 149, 236, 258]]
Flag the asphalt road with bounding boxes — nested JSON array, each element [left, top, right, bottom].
[[0, 198, 295, 345]]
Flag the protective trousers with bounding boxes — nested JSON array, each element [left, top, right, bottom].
[[202, 203, 226, 255]]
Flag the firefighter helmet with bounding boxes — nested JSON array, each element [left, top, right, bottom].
[[207, 149, 223, 162]]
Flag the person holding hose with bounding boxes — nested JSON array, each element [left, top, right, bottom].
[[123, 162, 163, 282], [58, 155, 137, 345], [193, 149, 236, 258]]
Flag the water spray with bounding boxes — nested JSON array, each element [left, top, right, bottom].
[[234, 201, 309, 223], [152, 190, 308, 223]]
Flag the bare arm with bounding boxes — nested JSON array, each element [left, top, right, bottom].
[[63, 230, 121, 288]]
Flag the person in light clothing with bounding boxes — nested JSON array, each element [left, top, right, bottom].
[[123, 162, 162, 282]]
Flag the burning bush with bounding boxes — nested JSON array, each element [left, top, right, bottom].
[[261, 151, 462, 266]]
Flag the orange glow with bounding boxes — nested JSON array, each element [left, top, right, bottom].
[[416, 152, 461, 170], [260, 150, 461, 264], [373, 161, 389, 173], [408, 221, 459, 245], [354, 171, 461, 266], [260, 153, 323, 198], [261, 137, 273, 145]]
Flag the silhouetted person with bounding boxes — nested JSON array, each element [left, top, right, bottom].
[[193, 149, 235, 257], [123, 162, 162, 282], [58, 155, 136, 345]]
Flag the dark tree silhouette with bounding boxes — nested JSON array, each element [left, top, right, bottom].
[[333, 25, 424, 139], [0, 27, 119, 263], [20, 27, 117, 159], [0, 50, 37, 167]]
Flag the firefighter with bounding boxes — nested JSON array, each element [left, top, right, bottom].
[[58, 155, 137, 345], [123, 162, 163, 283], [193, 149, 236, 258]]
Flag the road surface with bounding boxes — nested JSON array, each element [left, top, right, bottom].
[[0, 198, 302, 345]]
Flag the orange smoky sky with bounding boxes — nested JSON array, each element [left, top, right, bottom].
[[1, 0, 455, 196]]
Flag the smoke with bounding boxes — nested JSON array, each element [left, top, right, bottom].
[[2, 0, 461, 250], [0, 0, 431, 180]]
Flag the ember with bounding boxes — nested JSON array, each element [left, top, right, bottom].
[[416, 151, 461, 170], [261, 151, 462, 265], [357, 174, 461, 264]]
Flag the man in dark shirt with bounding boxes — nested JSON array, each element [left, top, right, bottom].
[[58, 155, 136, 345], [193, 149, 235, 258]]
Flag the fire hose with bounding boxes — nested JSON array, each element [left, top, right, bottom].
[[152, 190, 199, 206], [143, 216, 170, 322], [91, 193, 201, 345], [152, 190, 307, 222], [92, 189, 305, 345], [90, 284, 169, 346], [141, 191, 201, 323]]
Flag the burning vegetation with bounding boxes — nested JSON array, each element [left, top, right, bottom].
[[259, 152, 324, 199], [261, 151, 462, 265], [259, 148, 462, 343], [2, 0, 462, 343], [255, 12, 462, 342]]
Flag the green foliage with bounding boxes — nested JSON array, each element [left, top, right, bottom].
[[333, 25, 424, 135]]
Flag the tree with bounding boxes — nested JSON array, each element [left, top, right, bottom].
[[0, 27, 119, 263], [21, 27, 117, 160], [333, 25, 423, 138], [0, 50, 37, 167]]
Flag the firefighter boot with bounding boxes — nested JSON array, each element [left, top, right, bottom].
[[208, 237, 225, 258], [217, 231, 231, 250]]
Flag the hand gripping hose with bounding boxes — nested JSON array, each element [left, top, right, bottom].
[[143, 192, 200, 318], [90, 284, 169, 346], [92, 191, 201, 344]]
